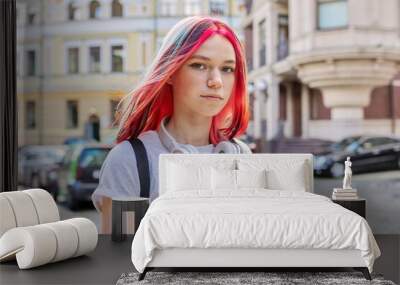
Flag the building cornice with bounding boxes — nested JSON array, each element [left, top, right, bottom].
[[289, 47, 400, 68]]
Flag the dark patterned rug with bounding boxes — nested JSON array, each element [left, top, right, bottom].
[[116, 271, 396, 285]]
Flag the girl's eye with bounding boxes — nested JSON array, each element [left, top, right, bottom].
[[190, 63, 206, 70], [222, 66, 235, 73]]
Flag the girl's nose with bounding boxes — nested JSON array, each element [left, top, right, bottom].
[[207, 70, 222, 89]]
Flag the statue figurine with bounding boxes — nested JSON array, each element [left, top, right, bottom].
[[342, 157, 352, 190]]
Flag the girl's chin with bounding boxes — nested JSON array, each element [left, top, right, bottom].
[[193, 111, 221, 118], [200, 109, 224, 117]]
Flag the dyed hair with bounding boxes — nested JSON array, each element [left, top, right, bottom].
[[116, 16, 249, 144]]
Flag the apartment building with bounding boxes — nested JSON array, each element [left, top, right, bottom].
[[17, 0, 244, 145], [243, 0, 400, 149]]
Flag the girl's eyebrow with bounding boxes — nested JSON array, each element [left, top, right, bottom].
[[190, 55, 236, 64]]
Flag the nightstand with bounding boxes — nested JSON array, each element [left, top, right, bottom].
[[332, 198, 366, 218], [112, 197, 149, 242]]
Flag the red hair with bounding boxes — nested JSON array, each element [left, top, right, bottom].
[[116, 16, 249, 144]]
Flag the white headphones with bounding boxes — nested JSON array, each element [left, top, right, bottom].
[[157, 117, 242, 154]]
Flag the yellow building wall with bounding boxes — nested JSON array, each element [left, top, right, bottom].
[[52, 37, 64, 76], [127, 33, 141, 72]]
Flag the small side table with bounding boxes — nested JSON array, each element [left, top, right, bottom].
[[332, 198, 366, 218], [112, 197, 149, 242]]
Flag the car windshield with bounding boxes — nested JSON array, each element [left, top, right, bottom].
[[78, 148, 110, 168], [332, 136, 361, 151], [345, 141, 360, 153]]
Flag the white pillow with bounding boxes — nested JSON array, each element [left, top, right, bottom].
[[267, 167, 306, 191], [211, 168, 268, 190], [167, 162, 212, 191], [237, 159, 308, 191], [236, 169, 268, 189], [211, 168, 237, 190]]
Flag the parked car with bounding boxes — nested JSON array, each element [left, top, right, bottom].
[[63, 136, 97, 146], [314, 136, 400, 177], [59, 143, 113, 210], [18, 145, 68, 201]]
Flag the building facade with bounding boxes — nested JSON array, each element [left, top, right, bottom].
[[243, 0, 400, 150], [17, 0, 244, 145]]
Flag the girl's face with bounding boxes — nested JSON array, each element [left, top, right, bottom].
[[168, 34, 236, 118]]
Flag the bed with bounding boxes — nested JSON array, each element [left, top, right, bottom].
[[131, 154, 381, 281]]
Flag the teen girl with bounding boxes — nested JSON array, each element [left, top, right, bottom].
[[92, 16, 252, 233]]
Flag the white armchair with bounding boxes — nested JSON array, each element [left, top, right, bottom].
[[0, 189, 98, 269]]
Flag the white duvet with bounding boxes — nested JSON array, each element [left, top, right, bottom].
[[131, 189, 380, 273]]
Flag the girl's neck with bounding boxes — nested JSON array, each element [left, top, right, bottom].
[[164, 115, 212, 146]]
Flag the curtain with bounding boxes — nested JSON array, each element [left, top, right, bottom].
[[0, 0, 17, 192]]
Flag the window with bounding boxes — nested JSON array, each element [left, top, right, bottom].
[[317, 0, 347, 30], [258, 19, 266, 67], [89, 0, 101, 19], [244, 24, 253, 71], [110, 99, 119, 127], [142, 4, 147, 14], [277, 15, 289, 61], [112, 0, 123, 17], [244, 0, 253, 15], [89, 46, 101, 73], [111, 45, 124, 72], [68, 47, 79, 74], [184, 0, 201, 15], [66, 100, 79, 128], [26, 50, 36, 76], [209, 0, 226, 16], [136, 2, 148, 14], [309, 88, 331, 120], [27, 12, 36, 25], [364, 86, 391, 119], [68, 1, 79, 21], [160, 0, 176, 16], [25, 101, 36, 129]]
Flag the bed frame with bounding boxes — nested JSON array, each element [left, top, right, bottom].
[[139, 248, 371, 280], [138, 154, 372, 281]]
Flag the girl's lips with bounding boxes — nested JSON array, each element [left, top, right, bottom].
[[200, 95, 223, 100]]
